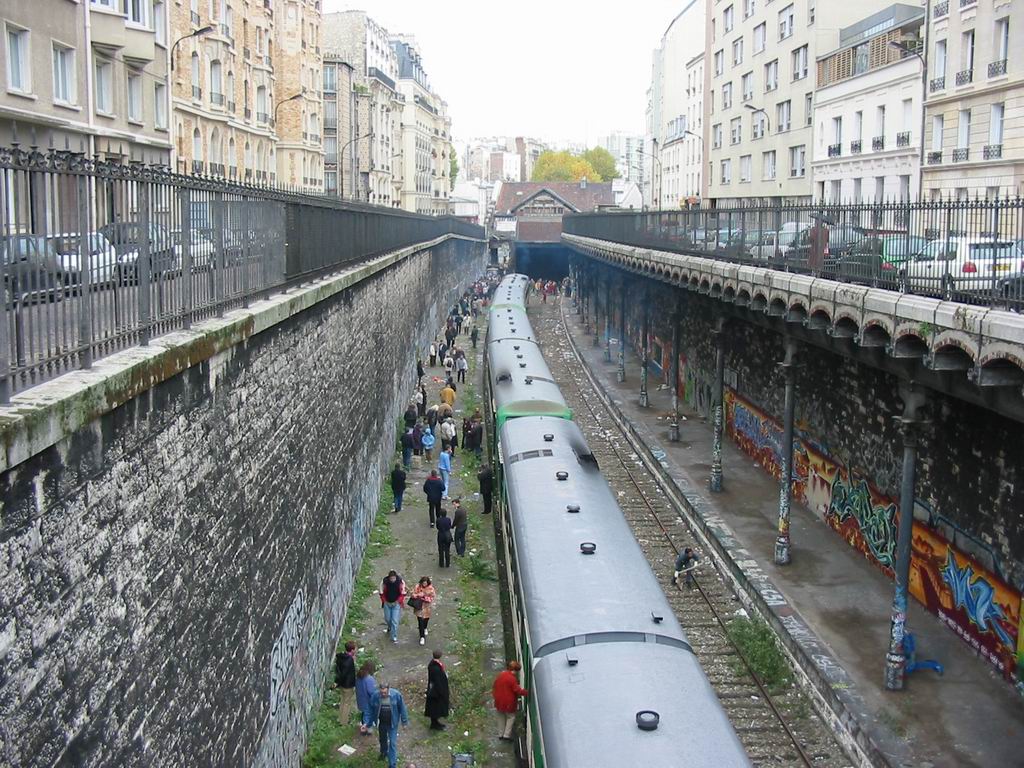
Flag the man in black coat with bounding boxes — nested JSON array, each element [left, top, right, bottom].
[[425, 650, 450, 730], [477, 465, 494, 515], [390, 463, 407, 513], [334, 640, 357, 725], [435, 509, 453, 568], [423, 471, 445, 527]]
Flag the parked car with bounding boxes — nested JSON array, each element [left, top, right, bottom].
[[46, 232, 119, 286], [98, 221, 181, 280], [899, 237, 1021, 299], [0, 234, 66, 303], [788, 224, 866, 274], [745, 229, 784, 261], [838, 235, 929, 285]]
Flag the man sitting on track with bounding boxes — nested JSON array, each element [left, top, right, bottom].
[[672, 547, 699, 588]]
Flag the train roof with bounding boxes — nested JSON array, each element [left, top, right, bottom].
[[534, 642, 750, 767], [494, 273, 531, 308], [488, 340, 570, 426], [500, 417, 689, 653], [488, 305, 534, 343]]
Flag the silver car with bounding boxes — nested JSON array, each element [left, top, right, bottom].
[[46, 232, 120, 285]]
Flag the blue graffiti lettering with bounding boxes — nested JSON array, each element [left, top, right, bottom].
[[826, 476, 898, 569], [941, 551, 1012, 647], [731, 402, 782, 461]]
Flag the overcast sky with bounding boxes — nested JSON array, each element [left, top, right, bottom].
[[322, 0, 687, 145]]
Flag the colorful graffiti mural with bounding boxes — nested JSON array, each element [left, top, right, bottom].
[[723, 387, 1024, 683]]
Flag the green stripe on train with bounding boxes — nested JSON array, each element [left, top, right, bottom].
[[495, 402, 574, 429], [489, 302, 526, 311]]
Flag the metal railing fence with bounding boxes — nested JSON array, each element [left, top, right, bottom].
[[0, 141, 483, 401], [564, 199, 1024, 313]]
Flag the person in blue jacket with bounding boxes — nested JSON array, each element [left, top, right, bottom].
[[354, 661, 377, 734], [438, 445, 452, 499], [369, 681, 410, 768]]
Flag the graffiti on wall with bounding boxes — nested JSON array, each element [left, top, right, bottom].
[[723, 387, 1023, 683]]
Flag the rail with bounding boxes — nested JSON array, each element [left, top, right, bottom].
[[564, 198, 1024, 312], [0, 137, 483, 401]]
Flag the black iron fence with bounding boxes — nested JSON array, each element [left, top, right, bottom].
[[564, 200, 1024, 313], [0, 142, 483, 401]]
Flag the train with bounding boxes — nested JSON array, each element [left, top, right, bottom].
[[485, 274, 750, 767]]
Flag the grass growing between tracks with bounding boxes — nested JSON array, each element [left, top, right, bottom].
[[302, 481, 395, 768], [726, 617, 793, 693]]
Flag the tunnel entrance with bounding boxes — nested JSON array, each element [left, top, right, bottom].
[[513, 242, 570, 281]]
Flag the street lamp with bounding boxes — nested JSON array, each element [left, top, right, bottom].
[[889, 39, 928, 200], [170, 25, 214, 71], [273, 92, 303, 127], [637, 145, 663, 211], [339, 132, 372, 201], [743, 103, 771, 133]]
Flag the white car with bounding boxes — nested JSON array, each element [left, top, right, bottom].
[[46, 232, 119, 285], [901, 237, 1021, 299]]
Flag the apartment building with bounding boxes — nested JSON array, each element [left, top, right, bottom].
[[392, 35, 451, 215], [320, 56, 354, 197], [170, 0, 277, 182], [645, 0, 705, 209], [321, 11, 403, 204], [705, 0, 892, 204], [1, 0, 171, 163], [599, 131, 645, 184], [812, 5, 925, 203], [922, 0, 1022, 198]]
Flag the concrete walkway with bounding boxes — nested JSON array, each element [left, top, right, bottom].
[[553, 297, 1024, 768], [335, 308, 515, 768]]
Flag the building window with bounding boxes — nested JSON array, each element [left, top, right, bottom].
[[739, 154, 751, 183], [210, 59, 222, 100], [323, 64, 336, 93], [712, 123, 723, 149], [52, 44, 75, 105], [127, 0, 150, 26], [931, 114, 944, 150], [994, 18, 1009, 67], [722, 82, 733, 109], [733, 37, 743, 66], [741, 72, 753, 101], [754, 23, 766, 53], [720, 159, 732, 184], [762, 150, 776, 179], [779, 4, 794, 40], [876, 104, 886, 140], [744, 0, 755, 19], [789, 145, 806, 177], [853, 110, 863, 141], [764, 59, 778, 91], [752, 110, 766, 139], [961, 30, 974, 73], [730, 116, 742, 144], [324, 135, 337, 164], [95, 59, 113, 114], [853, 42, 868, 75], [191, 52, 200, 88], [193, 127, 202, 161], [154, 82, 167, 129], [724, 5, 734, 33], [154, 2, 166, 45], [776, 99, 791, 132], [805, 93, 813, 126], [830, 180, 842, 201], [127, 71, 143, 122], [6, 24, 30, 94], [325, 171, 337, 194], [990, 103, 1004, 146], [792, 45, 808, 80], [957, 108, 971, 148], [832, 116, 843, 145], [934, 39, 947, 78]]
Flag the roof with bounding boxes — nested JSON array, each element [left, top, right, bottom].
[[494, 182, 616, 216]]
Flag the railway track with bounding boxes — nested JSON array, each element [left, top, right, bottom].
[[531, 298, 853, 768]]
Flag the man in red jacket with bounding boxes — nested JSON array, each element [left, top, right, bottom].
[[492, 660, 528, 741]]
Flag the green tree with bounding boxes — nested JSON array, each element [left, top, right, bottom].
[[581, 147, 620, 181], [531, 150, 601, 182], [449, 151, 459, 186]]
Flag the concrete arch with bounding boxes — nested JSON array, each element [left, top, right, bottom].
[[768, 297, 788, 317], [736, 288, 752, 307], [892, 333, 929, 360], [833, 316, 860, 339], [751, 290, 769, 312], [931, 331, 979, 361], [723, 286, 737, 303], [860, 321, 892, 349]]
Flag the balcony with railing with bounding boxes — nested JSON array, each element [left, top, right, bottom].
[[227, 100, 235, 113], [927, 151, 942, 164], [827, 143, 842, 158], [211, 92, 225, 106], [192, 86, 202, 100], [952, 147, 970, 162], [955, 68, 973, 86], [219, 24, 232, 44], [257, 111, 270, 124], [209, 162, 225, 177], [244, 107, 252, 120], [930, 76, 946, 92], [989, 59, 1007, 78], [308, 133, 320, 143], [192, 160, 204, 174], [896, 131, 911, 148], [872, 136, 885, 151], [368, 66, 396, 90], [850, 139, 862, 154], [959, 0, 976, 7], [933, 0, 948, 17], [983, 144, 1003, 160]]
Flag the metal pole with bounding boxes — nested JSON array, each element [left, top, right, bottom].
[[639, 293, 649, 406], [213, 191, 226, 316], [885, 386, 928, 690], [616, 280, 626, 382], [138, 182, 152, 346], [179, 187, 193, 329], [774, 338, 799, 565], [710, 319, 726, 492], [603, 279, 611, 359], [669, 311, 680, 441], [76, 175, 94, 370]]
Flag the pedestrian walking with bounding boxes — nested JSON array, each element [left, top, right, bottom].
[[443, 353, 455, 381], [452, 499, 468, 557], [478, 464, 494, 515], [390, 463, 407, 513], [439, 446, 452, 499], [400, 429, 414, 470], [416, 359, 425, 384], [493, 661, 528, 741], [456, 353, 468, 384], [411, 421, 424, 457], [436, 508, 453, 568], [438, 403, 453, 425], [414, 387, 425, 419], [421, 428, 436, 463], [424, 650, 450, 731], [409, 576, 435, 645], [438, 341, 448, 366], [470, 420, 484, 461], [429, 342, 437, 367], [369, 682, 410, 768], [423, 470, 444, 527], [439, 382, 456, 407], [426, 403, 439, 431], [355, 662, 378, 734], [672, 547, 700, 588], [379, 571, 406, 643], [470, 326, 479, 349], [403, 403, 417, 430], [335, 640, 357, 725]]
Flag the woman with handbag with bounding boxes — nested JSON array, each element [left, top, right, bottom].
[[409, 576, 436, 646]]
